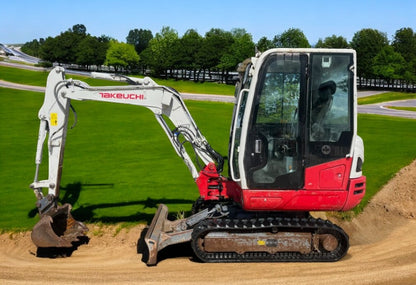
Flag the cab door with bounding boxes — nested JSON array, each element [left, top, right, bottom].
[[240, 52, 307, 190]]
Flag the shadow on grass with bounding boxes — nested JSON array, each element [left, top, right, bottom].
[[28, 182, 195, 224], [30, 182, 196, 261]]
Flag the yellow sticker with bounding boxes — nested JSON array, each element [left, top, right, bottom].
[[50, 113, 58, 126], [257, 240, 266, 246]]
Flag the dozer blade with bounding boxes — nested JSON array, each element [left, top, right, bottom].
[[143, 204, 208, 265], [144, 204, 170, 266], [31, 203, 88, 248]]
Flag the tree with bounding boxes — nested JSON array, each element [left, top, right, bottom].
[[21, 39, 42, 57], [273, 28, 310, 48], [195, 28, 234, 81], [126, 29, 153, 54], [55, 30, 85, 63], [142, 26, 179, 77], [350, 29, 389, 78], [105, 40, 140, 72], [392, 27, 416, 61], [392, 27, 416, 82], [315, 35, 349, 48], [373, 45, 406, 85], [256, 37, 274, 52], [72, 24, 87, 36], [219, 28, 255, 73], [28, 25, 111, 68], [76, 35, 109, 69], [39, 25, 88, 64], [39, 36, 59, 63], [177, 29, 203, 78]]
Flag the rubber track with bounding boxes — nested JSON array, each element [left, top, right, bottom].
[[191, 216, 349, 263]]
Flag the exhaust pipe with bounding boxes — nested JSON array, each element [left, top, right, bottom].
[[31, 203, 88, 248]]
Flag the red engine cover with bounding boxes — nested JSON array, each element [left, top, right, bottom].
[[238, 158, 365, 211], [196, 158, 366, 212]]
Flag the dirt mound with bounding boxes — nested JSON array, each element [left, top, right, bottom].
[[1, 161, 416, 284], [341, 160, 416, 246]]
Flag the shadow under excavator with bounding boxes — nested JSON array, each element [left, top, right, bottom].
[[28, 182, 102, 218], [137, 227, 195, 266], [28, 182, 195, 224], [28, 182, 196, 260], [71, 197, 195, 224], [35, 236, 90, 258]]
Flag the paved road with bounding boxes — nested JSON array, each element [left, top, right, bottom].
[[358, 99, 416, 119], [0, 44, 40, 64], [357, 90, 388, 98], [0, 79, 45, 92], [181, 93, 236, 103]]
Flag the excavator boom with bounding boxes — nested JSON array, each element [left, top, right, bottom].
[[30, 67, 223, 248]]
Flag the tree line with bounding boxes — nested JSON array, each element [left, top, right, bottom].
[[21, 24, 416, 86]]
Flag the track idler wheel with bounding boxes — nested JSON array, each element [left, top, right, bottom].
[[31, 203, 88, 248]]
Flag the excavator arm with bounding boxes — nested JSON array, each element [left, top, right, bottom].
[[30, 67, 223, 248]]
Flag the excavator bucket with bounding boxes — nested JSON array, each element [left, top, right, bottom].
[[31, 203, 88, 248]]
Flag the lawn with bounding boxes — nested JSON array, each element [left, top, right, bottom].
[[358, 91, 416, 105], [356, 114, 416, 213], [0, 65, 50, 86], [0, 65, 128, 87], [142, 77, 235, 95], [1, 68, 416, 231], [0, 87, 233, 231], [385, 106, 416, 112], [0, 65, 234, 95]]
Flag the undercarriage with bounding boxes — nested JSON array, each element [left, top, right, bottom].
[[144, 203, 349, 265]]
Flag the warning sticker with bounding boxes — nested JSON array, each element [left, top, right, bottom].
[[50, 113, 58, 126], [257, 240, 266, 246]]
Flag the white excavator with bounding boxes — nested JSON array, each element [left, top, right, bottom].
[[30, 48, 366, 265]]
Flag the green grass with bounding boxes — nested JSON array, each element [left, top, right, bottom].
[[1, 66, 416, 231], [358, 91, 416, 105], [146, 78, 235, 95], [4, 58, 37, 66], [385, 106, 416, 112], [0, 65, 234, 95], [0, 65, 127, 87], [0, 87, 232, 231], [1, 86, 416, 231], [356, 114, 416, 213], [0, 65, 50, 86]]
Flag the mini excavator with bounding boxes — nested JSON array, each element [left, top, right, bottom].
[[30, 48, 366, 265]]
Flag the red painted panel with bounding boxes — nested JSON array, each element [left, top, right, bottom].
[[320, 165, 346, 188], [304, 158, 352, 190], [342, 176, 366, 210], [241, 189, 348, 211], [196, 159, 365, 212]]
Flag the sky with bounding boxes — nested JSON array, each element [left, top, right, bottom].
[[1, 0, 415, 45]]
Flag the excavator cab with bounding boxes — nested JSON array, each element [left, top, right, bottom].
[[228, 49, 363, 212]]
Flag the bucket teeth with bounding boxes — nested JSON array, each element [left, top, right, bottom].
[[31, 203, 88, 248]]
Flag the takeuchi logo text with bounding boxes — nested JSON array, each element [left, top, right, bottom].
[[99, 92, 145, 100]]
